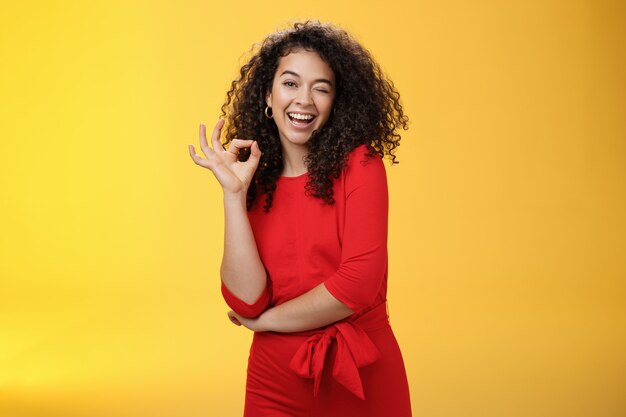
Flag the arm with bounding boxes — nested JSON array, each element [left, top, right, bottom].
[[228, 282, 352, 332], [189, 119, 270, 316], [228, 147, 388, 332], [220, 191, 269, 308]]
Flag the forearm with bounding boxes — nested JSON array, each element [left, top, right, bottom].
[[259, 283, 353, 333], [220, 192, 267, 304]]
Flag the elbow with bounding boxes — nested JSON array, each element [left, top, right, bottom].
[[221, 281, 271, 318], [345, 288, 383, 314], [220, 265, 268, 304], [323, 272, 385, 314]]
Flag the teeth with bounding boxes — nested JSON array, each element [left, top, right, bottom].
[[288, 113, 314, 121]]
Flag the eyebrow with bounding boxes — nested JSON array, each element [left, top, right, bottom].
[[280, 70, 333, 86]]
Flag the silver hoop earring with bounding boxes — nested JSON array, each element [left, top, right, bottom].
[[264, 106, 273, 119]]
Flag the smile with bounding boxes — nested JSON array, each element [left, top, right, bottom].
[[287, 112, 316, 127]]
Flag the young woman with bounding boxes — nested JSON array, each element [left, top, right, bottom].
[[189, 21, 411, 417]]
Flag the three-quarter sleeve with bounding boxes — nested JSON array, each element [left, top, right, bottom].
[[323, 147, 388, 313], [221, 279, 272, 318]]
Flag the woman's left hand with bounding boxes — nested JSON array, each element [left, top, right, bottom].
[[227, 310, 269, 332]]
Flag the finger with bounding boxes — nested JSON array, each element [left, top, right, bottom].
[[211, 119, 225, 151], [199, 123, 212, 158], [249, 140, 261, 158], [227, 311, 242, 326], [188, 144, 211, 168], [247, 141, 262, 167], [228, 138, 255, 155]]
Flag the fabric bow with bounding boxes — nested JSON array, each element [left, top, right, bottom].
[[289, 320, 381, 400]]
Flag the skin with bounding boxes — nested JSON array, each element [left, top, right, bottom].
[[189, 50, 353, 333], [265, 49, 335, 176]]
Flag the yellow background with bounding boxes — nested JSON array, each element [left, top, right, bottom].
[[1, 1, 625, 416]]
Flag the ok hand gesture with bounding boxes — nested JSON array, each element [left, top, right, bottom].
[[188, 119, 261, 196]]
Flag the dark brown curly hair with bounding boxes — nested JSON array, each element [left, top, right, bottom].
[[220, 20, 408, 212]]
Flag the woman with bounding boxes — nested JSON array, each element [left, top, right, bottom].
[[189, 21, 411, 417]]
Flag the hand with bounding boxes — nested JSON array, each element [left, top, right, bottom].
[[188, 119, 261, 195], [227, 310, 270, 332]]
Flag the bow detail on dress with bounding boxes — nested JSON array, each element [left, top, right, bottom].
[[289, 318, 382, 400]]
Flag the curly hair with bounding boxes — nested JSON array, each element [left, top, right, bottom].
[[220, 20, 408, 212]]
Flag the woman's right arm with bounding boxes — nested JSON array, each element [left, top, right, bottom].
[[188, 119, 269, 313], [220, 191, 268, 305]]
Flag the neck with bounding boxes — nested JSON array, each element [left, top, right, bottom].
[[281, 142, 309, 177]]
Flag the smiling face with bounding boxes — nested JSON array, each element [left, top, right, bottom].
[[266, 49, 336, 153]]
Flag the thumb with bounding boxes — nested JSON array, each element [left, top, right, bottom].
[[248, 141, 262, 165]]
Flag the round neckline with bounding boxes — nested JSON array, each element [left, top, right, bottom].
[[278, 171, 309, 181]]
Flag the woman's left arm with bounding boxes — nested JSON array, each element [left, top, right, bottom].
[[228, 283, 352, 332], [229, 147, 388, 333]]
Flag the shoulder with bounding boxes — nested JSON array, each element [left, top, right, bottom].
[[342, 144, 387, 194], [344, 144, 385, 176]]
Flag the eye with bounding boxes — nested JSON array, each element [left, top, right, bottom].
[[315, 88, 330, 94], [283, 81, 297, 88]]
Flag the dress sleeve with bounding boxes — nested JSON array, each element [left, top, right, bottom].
[[221, 279, 271, 318], [323, 147, 388, 313]]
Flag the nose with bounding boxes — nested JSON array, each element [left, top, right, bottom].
[[295, 88, 313, 105]]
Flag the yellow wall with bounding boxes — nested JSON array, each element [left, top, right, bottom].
[[1, 1, 624, 416]]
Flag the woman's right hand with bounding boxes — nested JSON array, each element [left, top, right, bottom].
[[188, 119, 261, 196]]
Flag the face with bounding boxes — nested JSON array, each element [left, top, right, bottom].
[[266, 49, 336, 151]]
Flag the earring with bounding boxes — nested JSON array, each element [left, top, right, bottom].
[[264, 106, 273, 119]]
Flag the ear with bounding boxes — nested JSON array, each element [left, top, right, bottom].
[[265, 91, 272, 108]]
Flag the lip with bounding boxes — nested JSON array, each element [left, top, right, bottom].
[[287, 111, 316, 116], [286, 111, 317, 130]]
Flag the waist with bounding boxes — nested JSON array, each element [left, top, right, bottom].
[[289, 301, 389, 337], [286, 300, 390, 399]]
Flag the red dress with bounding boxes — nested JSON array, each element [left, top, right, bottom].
[[222, 144, 412, 417]]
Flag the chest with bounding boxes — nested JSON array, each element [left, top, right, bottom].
[[247, 179, 347, 288]]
